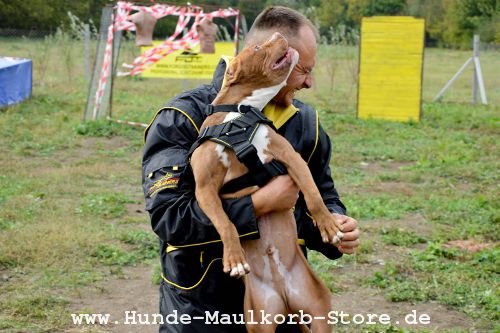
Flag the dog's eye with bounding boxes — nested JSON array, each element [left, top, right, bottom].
[[254, 45, 261, 51]]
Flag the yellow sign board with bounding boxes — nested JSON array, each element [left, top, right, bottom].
[[140, 42, 235, 79], [357, 17, 425, 122]]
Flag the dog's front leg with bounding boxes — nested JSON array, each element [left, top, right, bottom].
[[191, 145, 251, 277], [267, 132, 343, 244]]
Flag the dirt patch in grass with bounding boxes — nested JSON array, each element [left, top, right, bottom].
[[70, 265, 158, 333], [359, 161, 414, 176], [126, 202, 147, 217], [364, 214, 435, 238], [49, 136, 132, 168], [78, 137, 130, 152], [374, 181, 416, 196], [443, 239, 497, 253]]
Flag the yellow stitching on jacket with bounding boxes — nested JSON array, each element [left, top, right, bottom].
[[220, 55, 233, 89], [171, 107, 200, 134], [144, 106, 201, 143], [166, 231, 259, 252], [307, 109, 319, 164], [166, 245, 178, 253], [161, 258, 221, 290]]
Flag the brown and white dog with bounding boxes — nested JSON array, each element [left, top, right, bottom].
[[190, 32, 341, 333]]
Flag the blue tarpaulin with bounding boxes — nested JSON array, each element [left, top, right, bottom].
[[0, 57, 32, 107]]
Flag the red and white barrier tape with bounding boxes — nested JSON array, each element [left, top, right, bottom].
[[107, 116, 148, 128], [91, 1, 239, 120]]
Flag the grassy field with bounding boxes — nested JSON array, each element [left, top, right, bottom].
[[0, 36, 498, 332]]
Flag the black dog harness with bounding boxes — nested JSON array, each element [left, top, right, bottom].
[[188, 104, 287, 194]]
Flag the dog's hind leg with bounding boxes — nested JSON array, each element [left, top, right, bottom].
[[286, 250, 333, 333], [244, 276, 284, 333]]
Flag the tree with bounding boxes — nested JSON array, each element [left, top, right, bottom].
[[346, 0, 406, 28], [442, 0, 498, 48], [0, 0, 108, 33], [317, 0, 350, 35], [407, 0, 446, 46]]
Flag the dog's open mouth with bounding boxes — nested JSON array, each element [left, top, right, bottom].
[[272, 47, 295, 70]]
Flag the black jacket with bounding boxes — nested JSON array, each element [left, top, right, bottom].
[[142, 58, 346, 333]]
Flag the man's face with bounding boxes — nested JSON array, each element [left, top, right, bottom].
[[272, 26, 317, 106]]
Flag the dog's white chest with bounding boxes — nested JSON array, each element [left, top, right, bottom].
[[251, 125, 270, 163]]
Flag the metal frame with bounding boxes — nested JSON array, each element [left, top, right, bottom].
[[434, 35, 488, 104]]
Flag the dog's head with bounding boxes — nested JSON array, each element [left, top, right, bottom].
[[223, 32, 299, 109]]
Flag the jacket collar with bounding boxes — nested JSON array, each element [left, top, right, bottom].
[[211, 56, 231, 93]]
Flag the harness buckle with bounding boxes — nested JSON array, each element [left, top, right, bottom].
[[235, 144, 258, 166], [237, 104, 257, 114], [205, 104, 215, 116]]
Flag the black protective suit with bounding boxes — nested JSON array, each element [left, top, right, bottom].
[[142, 58, 346, 333]]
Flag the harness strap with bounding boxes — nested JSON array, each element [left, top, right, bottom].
[[188, 104, 273, 155], [220, 159, 287, 194], [188, 104, 287, 194]]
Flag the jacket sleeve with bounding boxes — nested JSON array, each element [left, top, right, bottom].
[[142, 109, 260, 247], [298, 121, 346, 259]]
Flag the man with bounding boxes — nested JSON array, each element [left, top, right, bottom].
[[142, 6, 360, 333]]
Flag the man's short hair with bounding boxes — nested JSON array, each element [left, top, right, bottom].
[[246, 6, 319, 44]]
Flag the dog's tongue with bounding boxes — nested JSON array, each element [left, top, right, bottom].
[[285, 47, 294, 62], [272, 47, 294, 70]]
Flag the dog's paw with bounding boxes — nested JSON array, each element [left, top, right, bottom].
[[223, 247, 251, 278], [229, 263, 251, 278], [315, 213, 345, 245], [318, 220, 344, 245], [330, 230, 344, 244]]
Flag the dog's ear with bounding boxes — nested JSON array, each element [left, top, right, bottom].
[[226, 59, 241, 86]]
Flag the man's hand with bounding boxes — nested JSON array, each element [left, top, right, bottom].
[[251, 175, 299, 217], [332, 213, 359, 254]]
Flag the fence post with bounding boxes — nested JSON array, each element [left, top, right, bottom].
[[472, 35, 488, 104], [472, 35, 479, 104], [434, 34, 487, 104]]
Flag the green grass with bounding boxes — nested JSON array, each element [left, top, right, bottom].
[[380, 228, 427, 246], [367, 245, 499, 325], [0, 35, 498, 331]]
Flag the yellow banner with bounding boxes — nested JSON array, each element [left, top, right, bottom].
[[140, 42, 236, 79], [357, 17, 425, 122]]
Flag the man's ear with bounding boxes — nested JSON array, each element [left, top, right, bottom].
[[226, 59, 241, 86]]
